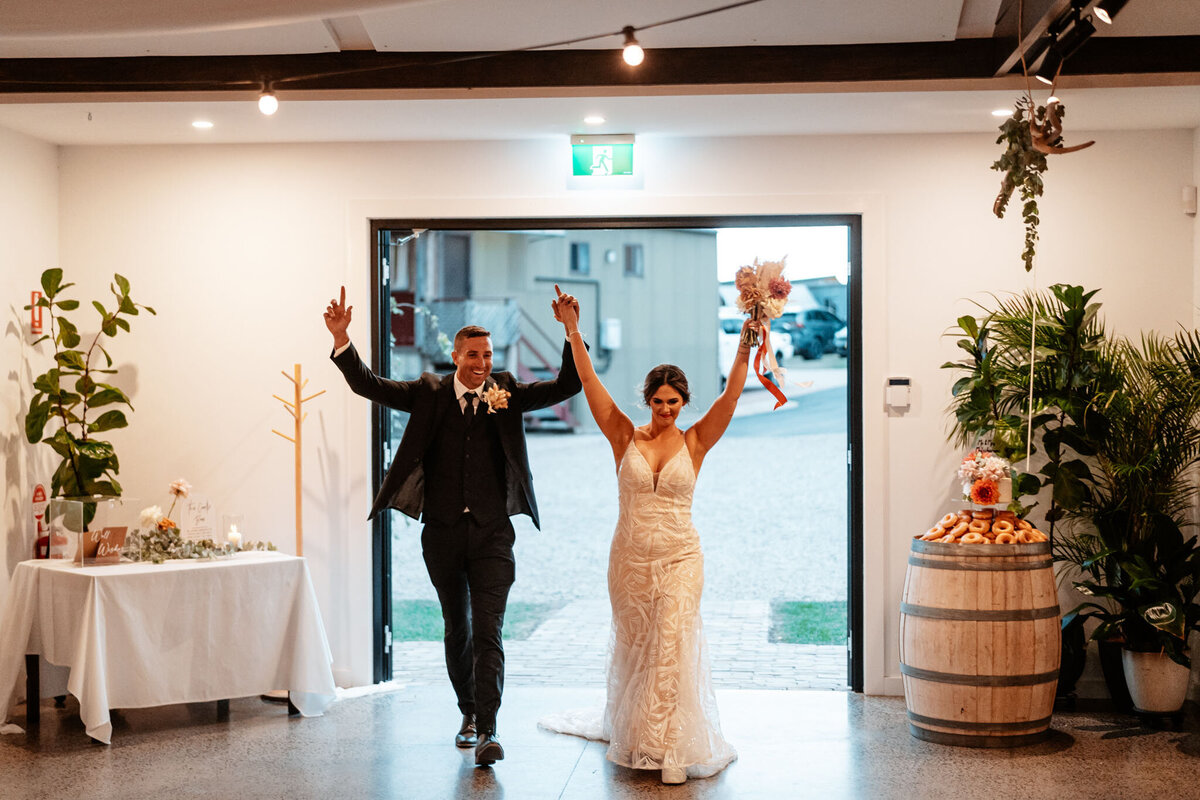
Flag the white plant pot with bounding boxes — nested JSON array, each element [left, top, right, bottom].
[[1121, 650, 1191, 714]]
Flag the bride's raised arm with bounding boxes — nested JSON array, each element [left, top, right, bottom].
[[552, 285, 634, 466], [687, 317, 760, 462]]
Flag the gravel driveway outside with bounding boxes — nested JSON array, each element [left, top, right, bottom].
[[390, 357, 849, 608]]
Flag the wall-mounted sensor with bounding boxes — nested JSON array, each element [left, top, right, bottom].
[[886, 377, 911, 410]]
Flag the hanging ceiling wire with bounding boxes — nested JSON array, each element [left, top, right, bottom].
[[2, 0, 772, 100]]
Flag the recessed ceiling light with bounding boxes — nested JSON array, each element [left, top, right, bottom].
[[584, 115, 605, 125], [991, 109, 1013, 118], [192, 120, 214, 129]]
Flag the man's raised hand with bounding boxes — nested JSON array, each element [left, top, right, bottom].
[[324, 285, 353, 348], [552, 284, 580, 333]]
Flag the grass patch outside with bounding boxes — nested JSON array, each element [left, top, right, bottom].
[[769, 600, 847, 645], [392, 599, 563, 642]]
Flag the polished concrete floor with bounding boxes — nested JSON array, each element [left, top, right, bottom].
[[2, 685, 1197, 800]]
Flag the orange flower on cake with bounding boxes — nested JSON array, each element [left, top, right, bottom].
[[969, 479, 1000, 506]]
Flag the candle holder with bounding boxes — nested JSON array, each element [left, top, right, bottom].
[[222, 514, 245, 552]]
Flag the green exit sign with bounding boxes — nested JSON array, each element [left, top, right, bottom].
[[571, 134, 634, 177]]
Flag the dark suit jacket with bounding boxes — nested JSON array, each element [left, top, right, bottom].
[[332, 341, 582, 529]]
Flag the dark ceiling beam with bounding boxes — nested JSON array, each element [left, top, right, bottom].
[[993, 0, 1074, 76], [0, 41, 1007, 95], [1, 36, 1195, 96], [1061, 35, 1200, 76]]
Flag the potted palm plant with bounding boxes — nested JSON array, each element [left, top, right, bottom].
[[943, 284, 1118, 703], [1058, 332, 1200, 714]]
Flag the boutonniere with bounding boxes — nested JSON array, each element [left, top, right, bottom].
[[480, 384, 511, 414]]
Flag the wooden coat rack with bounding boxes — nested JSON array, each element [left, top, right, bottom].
[[272, 364, 324, 557]]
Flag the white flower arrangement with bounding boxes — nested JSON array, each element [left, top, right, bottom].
[[139, 505, 164, 530], [958, 450, 1010, 484]]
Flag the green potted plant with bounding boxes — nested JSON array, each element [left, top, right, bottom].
[[943, 284, 1119, 703], [23, 268, 154, 530], [1058, 332, 1200, 714]]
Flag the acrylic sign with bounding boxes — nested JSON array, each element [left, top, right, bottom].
[[75, 526, 127, 565]]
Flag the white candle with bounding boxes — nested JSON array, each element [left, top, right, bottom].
[[227, 526, 242, 549]]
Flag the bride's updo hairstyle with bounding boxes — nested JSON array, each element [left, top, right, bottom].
[[641, 364, 690, 406]]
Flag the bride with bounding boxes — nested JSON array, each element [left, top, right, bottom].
[[540, 286, 756, 784]]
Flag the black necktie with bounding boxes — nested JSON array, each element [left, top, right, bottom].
[[463, 391, 477, 418]]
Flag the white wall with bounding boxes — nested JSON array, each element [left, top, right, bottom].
[[3, 125, 1192, 692], [0, 127, 59, 605]]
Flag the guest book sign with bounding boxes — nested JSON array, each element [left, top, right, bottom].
[[74, 526, 127, 566]]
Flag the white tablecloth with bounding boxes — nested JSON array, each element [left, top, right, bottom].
[[0, 551, 336, 743]]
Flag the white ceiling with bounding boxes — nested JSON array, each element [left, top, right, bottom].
[[1, 86, 1198, 146], [0, 0, 1197, 145]]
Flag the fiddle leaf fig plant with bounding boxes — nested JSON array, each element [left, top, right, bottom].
[[23, 268, 155, 503]]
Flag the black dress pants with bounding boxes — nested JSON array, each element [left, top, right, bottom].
[[421, 514, 515, 735]]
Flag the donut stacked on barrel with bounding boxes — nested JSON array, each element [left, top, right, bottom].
[[917, 509, 1049, 544]]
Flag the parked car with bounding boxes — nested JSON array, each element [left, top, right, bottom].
[[833, 324, 847, 357], [718, 309, 793, 389], [775, 307, 845, 360]]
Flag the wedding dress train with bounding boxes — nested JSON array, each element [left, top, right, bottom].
[[539, 441, 736, 779]]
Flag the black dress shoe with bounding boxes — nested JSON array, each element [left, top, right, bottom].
[[475, 733, 505, 766], [455, 715, 478, 748]]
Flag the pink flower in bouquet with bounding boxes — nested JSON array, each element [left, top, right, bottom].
[[736, 286, 764, 314], [767, 276, 791, 300], [166, 477, 192, 520], [734, 266, 757, 291]]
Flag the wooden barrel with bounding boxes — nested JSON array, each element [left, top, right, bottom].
[[900, 538, 1060, 747]]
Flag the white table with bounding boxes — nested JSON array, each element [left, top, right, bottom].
[[0, 551, 336, 743]]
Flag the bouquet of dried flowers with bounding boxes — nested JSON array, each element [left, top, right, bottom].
[[733, 258, 792, 408], [734, 258, 792, 341]]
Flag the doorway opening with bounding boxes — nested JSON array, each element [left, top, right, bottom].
[[367, 216, 863, 692]]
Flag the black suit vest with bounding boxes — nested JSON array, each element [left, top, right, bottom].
[[422, 392, 507, 526]]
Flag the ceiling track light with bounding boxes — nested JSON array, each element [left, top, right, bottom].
[[1094, 0, 1129, 25], [1035, 42, 1064, 85], [1029, 0, 1094, 86], [621, 26, 644, 66], [1057, 14, 1095, 60], [258, 83, 279, 115]]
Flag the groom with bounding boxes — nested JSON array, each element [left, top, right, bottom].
[[325, 286, 582, 766]]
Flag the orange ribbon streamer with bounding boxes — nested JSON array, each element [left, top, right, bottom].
[[752, 332, 788, 409]]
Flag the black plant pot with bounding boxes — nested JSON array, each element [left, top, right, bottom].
[[1097, 640, 1135, 713], [1056, 617, 1088, 706]]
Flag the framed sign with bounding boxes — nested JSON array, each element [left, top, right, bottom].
[[179, 495, 216, 543], [75, 526, 128, 566]]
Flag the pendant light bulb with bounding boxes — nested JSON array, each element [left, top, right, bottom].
[[621, 26, 644, 66], [258, 88, 279, 116]]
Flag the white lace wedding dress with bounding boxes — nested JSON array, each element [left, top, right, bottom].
[[539, 441, 736, 779]]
